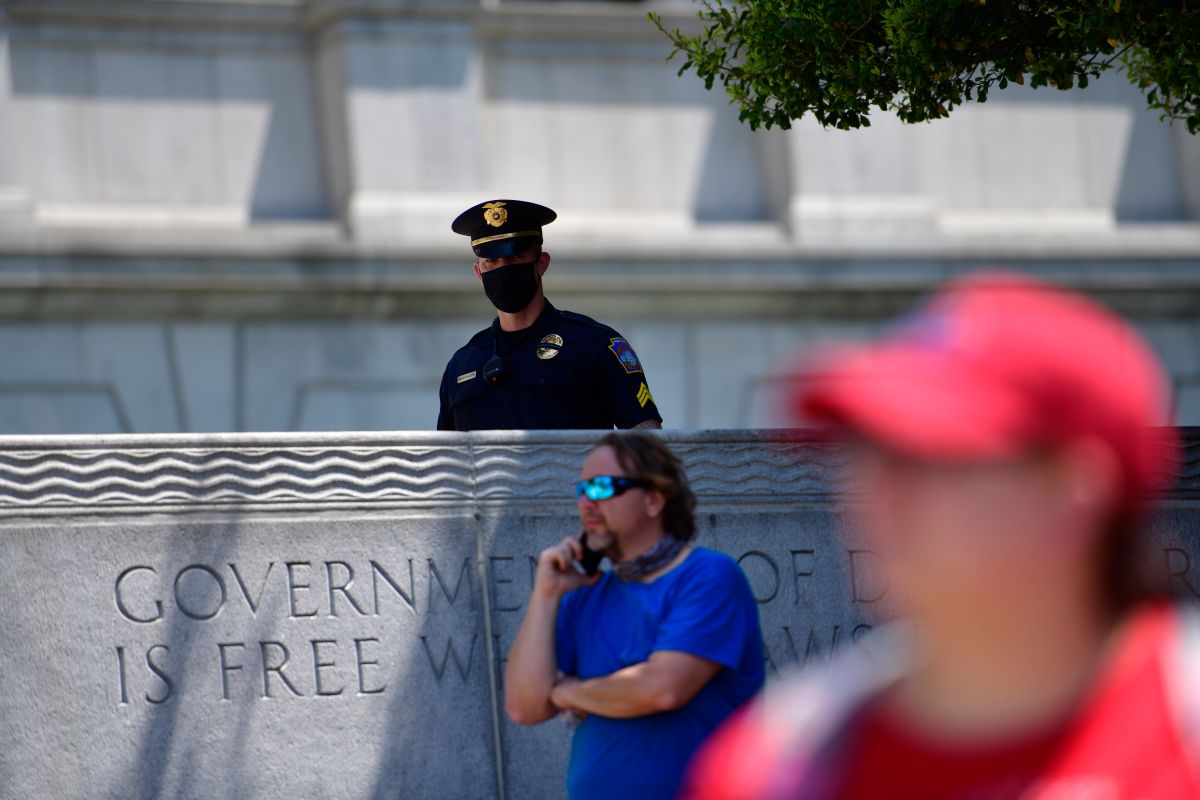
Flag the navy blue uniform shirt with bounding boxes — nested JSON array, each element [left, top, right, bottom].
[[437, 300, 663, 431]]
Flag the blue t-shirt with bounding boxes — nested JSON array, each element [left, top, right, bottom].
[[555, 547, 765, 800]]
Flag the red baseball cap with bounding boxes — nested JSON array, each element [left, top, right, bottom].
[[794, 272, 1179, 509]]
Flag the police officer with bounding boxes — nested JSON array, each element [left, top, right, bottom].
[[438, 199, 663, 431]]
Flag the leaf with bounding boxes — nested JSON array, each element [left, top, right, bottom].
[[650, 0, 1198, 132]]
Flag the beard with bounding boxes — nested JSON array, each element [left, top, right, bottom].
[[582, 523, 622, 561]]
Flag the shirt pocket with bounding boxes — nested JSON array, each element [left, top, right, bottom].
[[448, 378, 486, 428], [450, 377, 485, 407], [515, 362, 572, 390], [514, 364, 583, 428]]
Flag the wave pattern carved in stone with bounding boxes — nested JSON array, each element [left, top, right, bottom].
[[0, 445, 474, 510], [1177, 437, 1200, 494], [0, 430, 1193, 513]]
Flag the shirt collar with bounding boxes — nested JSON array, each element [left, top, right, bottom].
[[489, 299, 558, 346]]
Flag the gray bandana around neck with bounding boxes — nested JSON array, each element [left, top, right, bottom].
[[612, 535, 686, 582]]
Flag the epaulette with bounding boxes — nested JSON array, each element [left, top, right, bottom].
[[464, 325, 493, 346], [557, 308, 616, 334], [444, 327, 492, 368]]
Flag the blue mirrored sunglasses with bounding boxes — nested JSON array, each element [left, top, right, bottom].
[[575, 475, 652, 502]]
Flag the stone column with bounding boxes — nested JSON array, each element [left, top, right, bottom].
[[311, 1, 485, 246], [0, 12, 32, 226], [784, 115, 935, 246], [1175, 123, 1200, 221]]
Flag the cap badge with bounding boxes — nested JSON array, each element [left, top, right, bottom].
[[537, 333, 564, 360], [482, 201, 508, 228]]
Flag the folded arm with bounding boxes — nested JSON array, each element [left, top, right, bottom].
[[551, 650, 722, 719], [504, 592, 563, 725]]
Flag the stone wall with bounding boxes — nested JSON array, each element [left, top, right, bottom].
[[2, 284, 1198, 434], [0, 1, 1198, 436], [1, 429, 1198, 799], [2, 0, 1197, 240]]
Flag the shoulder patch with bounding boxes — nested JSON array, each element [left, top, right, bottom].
[[608, 338, 643, 375]]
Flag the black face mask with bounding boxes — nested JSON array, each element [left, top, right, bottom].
[[481, 260, 539, 313]]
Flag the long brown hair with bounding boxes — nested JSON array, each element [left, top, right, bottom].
[[593, 432, 697, 541]]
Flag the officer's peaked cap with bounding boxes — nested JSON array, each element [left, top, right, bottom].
[[451, 199, 557, 258]]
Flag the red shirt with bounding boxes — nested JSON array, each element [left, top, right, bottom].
[[840, 704, 1063, 800], [684, 605, 1200, 800]]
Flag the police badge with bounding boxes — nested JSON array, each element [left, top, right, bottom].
[[537, 334, 564, 360], [482, 201, 508, 228]]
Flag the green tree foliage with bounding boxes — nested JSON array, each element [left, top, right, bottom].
[[650, 1, 1200, 133]]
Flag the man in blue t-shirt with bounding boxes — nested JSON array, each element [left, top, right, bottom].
[[504, 432, 765, 800]]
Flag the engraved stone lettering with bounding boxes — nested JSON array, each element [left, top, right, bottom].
[[779, 625, 800, 662], [428, 558, 474, 612], [114, 565, 162, 624], [218, 642, 244, 701], [311, 639, 344, 696], [260, 641, 303, 698], [848, 549, 888, 604], [803, 625, 842, 667], [145, 644, 174, 705], [354, 637, 386, 695], [116, 646, 129, 705], [789, 549, 816, 605], [489, 556, 523, 612], [370, 559, 416, 615], [1165, 547, 1200, 598], [763, 625, 862, 675], [174, 564, 226, 621], [228, 562, 274, 616], [325, 562, 368, 618], [285, 562, 318, 619], [419, 633, 478, 683], [736, 551, 780, 604], [762, 641, 781, 676]]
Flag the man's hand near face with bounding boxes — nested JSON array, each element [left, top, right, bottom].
[[504, 535, 600, 725], [534, 535, 600, 600]]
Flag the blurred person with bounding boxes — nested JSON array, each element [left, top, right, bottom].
[[438, 199, 663, 430], [505, 431, 765, 800], [682, 273, 1200, 799]]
